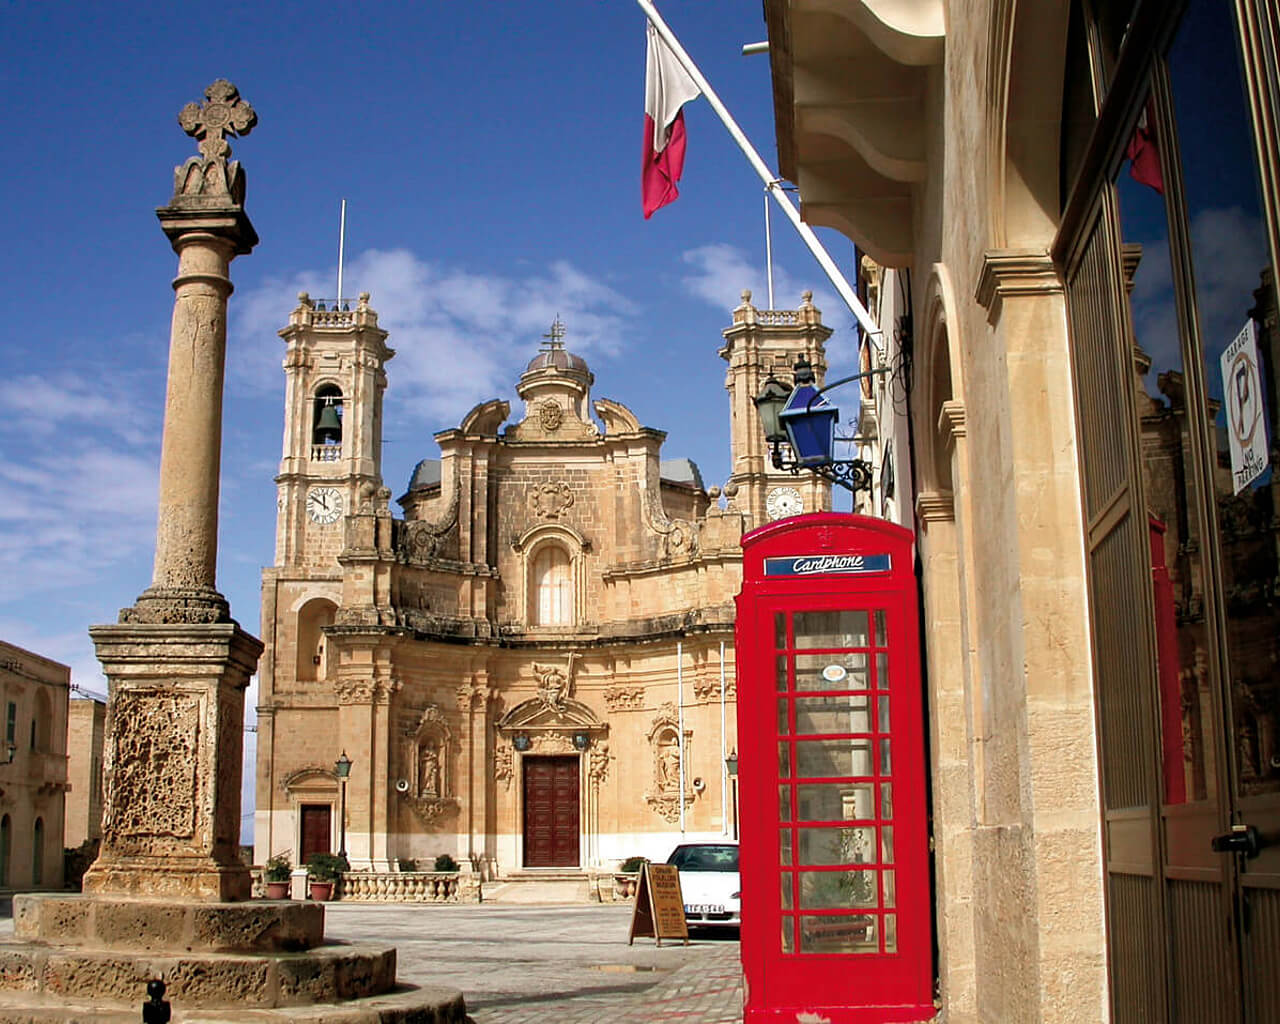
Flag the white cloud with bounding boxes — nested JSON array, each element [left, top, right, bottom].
[[1130, 206, 1268, 393], [679, 244, 854, 363], [231, 248, 639, 426], [0, 372, 159, 603]]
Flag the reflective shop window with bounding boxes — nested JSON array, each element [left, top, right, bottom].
[[1168, 0, 1279, 800], [1114, 0, 1278, 804]]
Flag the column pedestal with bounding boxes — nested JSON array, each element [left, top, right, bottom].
[[83, 623, 262, 902]]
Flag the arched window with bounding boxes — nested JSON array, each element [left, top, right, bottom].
[[32, 817, 43, 886], [0, 814, 10, 886], [311, 384, 344, 459], [532, 545, 573, 627], [296, 598, 338, 682]]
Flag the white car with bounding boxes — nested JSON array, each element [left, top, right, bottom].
[[666, 841, 741, 929]]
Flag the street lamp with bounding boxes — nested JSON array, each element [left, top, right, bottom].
[[721, 752, 742, 839], [334, 751, 352, 861], [754, 356, 886, 493]]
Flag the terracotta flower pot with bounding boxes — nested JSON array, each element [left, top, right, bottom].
[[265, 881, 291, 900], [309, 881, 334, 901]]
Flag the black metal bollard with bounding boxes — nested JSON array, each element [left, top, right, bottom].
[[141, 979, 171, 1024]]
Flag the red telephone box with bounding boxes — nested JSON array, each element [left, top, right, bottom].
[[736, 513, 933, 1023]]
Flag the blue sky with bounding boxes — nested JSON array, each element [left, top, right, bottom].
[[0, 2, 862, 838]]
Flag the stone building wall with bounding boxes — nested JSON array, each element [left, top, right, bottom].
[[0, 640, 69, 890], [63, 697, 105, 849]]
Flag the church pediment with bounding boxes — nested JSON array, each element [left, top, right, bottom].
[[497, 696, 602, 731]]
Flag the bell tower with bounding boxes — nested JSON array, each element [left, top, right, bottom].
[[275, 291, 394, 568], [720, 289, 833, 527]]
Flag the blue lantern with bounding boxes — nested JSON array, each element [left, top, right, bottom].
[[779, 358, 838, 467]]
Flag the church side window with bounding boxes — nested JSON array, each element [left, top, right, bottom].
[[532, 545, 573, 627]]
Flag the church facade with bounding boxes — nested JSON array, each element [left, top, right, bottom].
[[253, 290, 831, 876]]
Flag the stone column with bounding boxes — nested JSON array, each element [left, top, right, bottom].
[[85, 81, 263, 902], [127, 80, 259, 625]]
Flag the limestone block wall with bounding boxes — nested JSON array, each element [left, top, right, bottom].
[[64, 698, 106, 849], [0, 641, 69, 890]]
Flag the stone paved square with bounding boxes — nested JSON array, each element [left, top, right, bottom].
[[0, 902, 743, 1023]]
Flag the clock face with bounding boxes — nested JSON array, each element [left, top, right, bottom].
[[766, 486, 804, 521], [306, 486, 343, 525]]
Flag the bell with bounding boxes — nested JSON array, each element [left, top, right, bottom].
[[315, 402, 342, 444]]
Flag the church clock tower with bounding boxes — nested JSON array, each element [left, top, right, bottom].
[[720, 289, 833, 528], [275, 291, 394, 569]]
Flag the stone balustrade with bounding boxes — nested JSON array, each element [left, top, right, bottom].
[[337, 871, 480, 903]]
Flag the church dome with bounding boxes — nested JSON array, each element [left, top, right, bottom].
[[524, 347, 589, 374]]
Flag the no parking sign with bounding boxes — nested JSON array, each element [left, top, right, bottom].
[[1221, 319, 1269, 494]]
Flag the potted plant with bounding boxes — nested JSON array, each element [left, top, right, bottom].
[[306, 852, 348, 901], [433, 854, 459, 873], [264, 854, 292, 900]]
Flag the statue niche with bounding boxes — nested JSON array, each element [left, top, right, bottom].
[[399, 706, 458, 827], [644, 703, 694, 823]]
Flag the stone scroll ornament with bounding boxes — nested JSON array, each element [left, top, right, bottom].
[[398, 478, 460, 563], [641, 477, 699, 558]]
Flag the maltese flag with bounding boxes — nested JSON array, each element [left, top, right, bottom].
[[643, 22, 701, 218]]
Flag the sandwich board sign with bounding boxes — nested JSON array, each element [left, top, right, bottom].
[[627, 862, 689, 946]]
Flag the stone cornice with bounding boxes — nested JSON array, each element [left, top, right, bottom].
[[915, 490, 955, 524], [975, 249, 1062, 319], [938, 400, 966, 443]]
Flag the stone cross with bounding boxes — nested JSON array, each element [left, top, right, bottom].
[[178, 79, 257, 161]]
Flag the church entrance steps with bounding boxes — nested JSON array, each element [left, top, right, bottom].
[[482, 871, 595, 904]]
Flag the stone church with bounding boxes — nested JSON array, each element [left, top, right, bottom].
[[254, 289, 832, 876]]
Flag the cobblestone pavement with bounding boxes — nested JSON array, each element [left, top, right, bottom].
[[321, 903, 743, 1024], [0, 901, 744, 1022]]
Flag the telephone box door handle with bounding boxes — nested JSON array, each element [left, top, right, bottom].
[[1211, 824, 1262, 859]]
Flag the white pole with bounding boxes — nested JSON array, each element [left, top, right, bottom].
[[336, 198, 347, 306], [765, 192, 775, 310], [719, 640, 727, 837], [636, 0, 881, 345], [677, 641, 685, 835]]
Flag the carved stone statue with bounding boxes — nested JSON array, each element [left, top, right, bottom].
[[419, 748, 441, 797]]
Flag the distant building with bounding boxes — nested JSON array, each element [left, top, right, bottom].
[[254, 292, 831, 874], [0, 640, 68, 890], [64, 697, 106, 849]]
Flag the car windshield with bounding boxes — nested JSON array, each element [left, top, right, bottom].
[[667, 844, 739, 872]]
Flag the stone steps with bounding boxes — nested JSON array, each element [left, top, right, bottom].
[[482, 872, 596, 904], [0, 983, 466, 1023], [0, 894, 467, 1022]]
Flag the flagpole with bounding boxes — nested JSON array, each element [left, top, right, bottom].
[[336, 198, 347, 306], [765, 192, 775, 309], [636, 0, 882, 344]]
